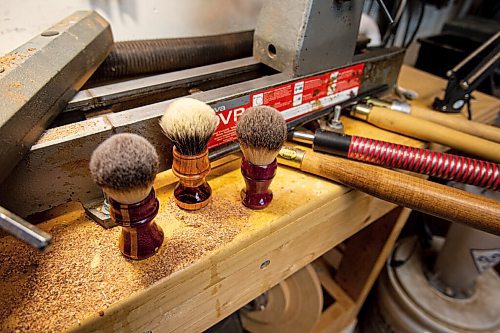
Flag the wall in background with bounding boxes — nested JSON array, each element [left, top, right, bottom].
[[1, 0, 470, 65], [0, 0, 264, 55]]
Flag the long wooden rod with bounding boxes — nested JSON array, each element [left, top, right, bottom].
[[278, 147, 500, 236], [352, 105, 500, 162], [409, 104, 500, 144]]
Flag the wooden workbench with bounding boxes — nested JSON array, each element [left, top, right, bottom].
[[0, 66, 498, 333]]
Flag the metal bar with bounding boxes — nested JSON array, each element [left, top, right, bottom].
[[65, 57, 264, 114], [292, 132, 315, 144], [451, 31, 500, 75], [463, 49, 500, 88], [0, 48, 404, 218], [0, 206, 52, 250], [376, 0, 395, 24], [0, 11, 113, 184]]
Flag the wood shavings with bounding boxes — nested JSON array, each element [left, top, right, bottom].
[[0, 194, 250, 332], [0, 52, 27, 73], [129, 196, 250, 287]]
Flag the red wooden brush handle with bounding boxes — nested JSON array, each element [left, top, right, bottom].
[[240, 157, 277, 210], [109, 189, 164, 260]]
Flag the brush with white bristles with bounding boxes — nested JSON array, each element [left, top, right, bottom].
[[159, 97, 219, 156], [159, 97, 220, 210], [89, 133, 164, 259], [236, 106, 287, 165], [236, 106, 287, 209]]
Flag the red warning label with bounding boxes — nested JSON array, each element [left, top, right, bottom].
[[208, 63, 364, 149]]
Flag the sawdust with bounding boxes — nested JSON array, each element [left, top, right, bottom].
[[131, 196, 250, 286], [36, 122, 94, 144], [0, 195, 250, 332], [0, 49, 37, 73]]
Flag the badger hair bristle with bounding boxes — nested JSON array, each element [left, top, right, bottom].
[[89, 133, 159, 194], [236, 106, 287, 165], [159, 98, 219, 155]]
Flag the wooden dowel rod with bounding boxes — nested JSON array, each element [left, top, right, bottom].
[[409, 104, 500, 144], [357, 106, 500, 162], [279, 148, 500, 236]]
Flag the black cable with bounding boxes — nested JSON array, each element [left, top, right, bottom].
[[466, 98, 473, 120], [382, 0, 404, 47], [390, 237, 419, 268], [404, 0, 426, 48], [402, 1, 413, 47]]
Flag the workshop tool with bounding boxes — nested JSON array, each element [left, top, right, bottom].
[[364, 234, 500, 332], [91, 31, 254, 82], [277, 146, 500, 236], [291, 130, 499, 190], [241, 264, 323, 333], [0, 11, 113, 185], [89, 133, 164, 259], [367, 98, 500, 144], [254, 0, 363, 77], [0, 11, 113, 249], [0, 51, 404, 218], [351, 104, 500, 162], [0, 206, 52, 251], [432, 31, 500, 119], [431, 222, 500, 299], [159, 98, 219, 210], [236, 106, 287, 209]]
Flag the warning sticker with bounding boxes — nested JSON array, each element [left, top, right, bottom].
[[208, 63, 364, 149]]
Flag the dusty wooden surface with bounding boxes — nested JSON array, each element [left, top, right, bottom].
[[0, 66, 498, 333]]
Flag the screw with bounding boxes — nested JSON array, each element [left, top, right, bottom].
[[260, 259, 270, 269], [327, 105, 344, 133], [333, 105, 341, 122], [41, 30, 59, 37]]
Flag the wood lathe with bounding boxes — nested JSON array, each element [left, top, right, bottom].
[[0, 1, 499, 332]]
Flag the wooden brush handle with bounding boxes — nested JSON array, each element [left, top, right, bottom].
[[299, 151, 500, 236], [410, 104, 500, 144], [367, 106, 500, 162]]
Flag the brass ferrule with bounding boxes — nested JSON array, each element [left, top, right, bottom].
[[351, 104, 372, 121], [277, 146, 305, 169], [367, 98, 411, 114]]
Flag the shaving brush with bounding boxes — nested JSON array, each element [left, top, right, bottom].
[[89, 133, 164, 259], [159, 98, 219, 210], [236, 106, 287, 209]]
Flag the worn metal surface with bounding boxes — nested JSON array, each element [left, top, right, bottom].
[[0, 11, 113, 184], [64, 57, 265, 114], [0, 48, 404, 218], [253, 0, 364, 77], [0, 206, 52, 250]]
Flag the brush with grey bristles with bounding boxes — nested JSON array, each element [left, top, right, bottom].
[[159, 97, 220, 210], [89, 133, 164, 259], [89, 133, 159, 204], [236, 106, 287, 166], [236, 106, 287, 209], [159, 97, 219, 155]]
